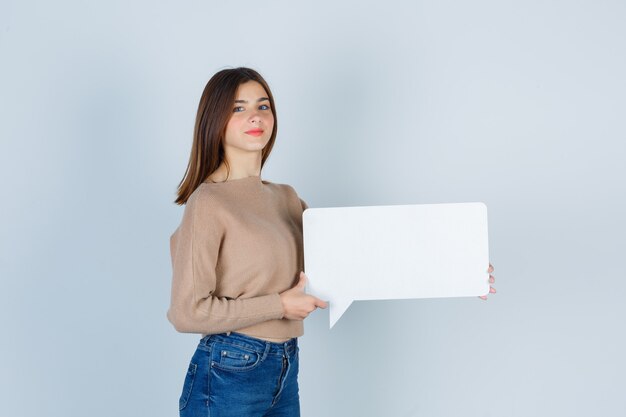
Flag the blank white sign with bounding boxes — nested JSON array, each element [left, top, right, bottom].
[[302, 202, 490, 328]]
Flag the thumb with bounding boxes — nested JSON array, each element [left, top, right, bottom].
[[297, 271, 307, 288], [315, 298, 328, 309]]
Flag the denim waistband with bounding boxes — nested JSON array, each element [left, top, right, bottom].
[[200, 332, 298, 356]]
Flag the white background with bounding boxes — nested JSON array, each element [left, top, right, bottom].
[[1, 1, 625, 416]]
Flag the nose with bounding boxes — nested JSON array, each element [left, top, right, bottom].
[[249, 105, 263, 124], [249, 111, 262, 124]]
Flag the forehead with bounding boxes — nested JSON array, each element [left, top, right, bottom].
[[235, 80, 267, 98]]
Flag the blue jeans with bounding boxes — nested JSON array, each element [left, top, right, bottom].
[[178, 332, 300, 417]]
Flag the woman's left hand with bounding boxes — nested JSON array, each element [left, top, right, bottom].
[[478, 263, 496, 300]]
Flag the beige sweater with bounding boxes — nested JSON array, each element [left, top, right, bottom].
[[166, 175, 308, 342]]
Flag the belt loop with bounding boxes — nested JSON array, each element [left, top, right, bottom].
[[263, 342, 271, 360]]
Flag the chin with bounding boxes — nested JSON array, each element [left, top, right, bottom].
[[241, 142, 267, 152]]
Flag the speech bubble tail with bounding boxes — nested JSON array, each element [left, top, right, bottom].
[[329, 298, 353, 329]]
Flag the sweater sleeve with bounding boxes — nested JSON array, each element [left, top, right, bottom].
[[166, 191, 285, 334]]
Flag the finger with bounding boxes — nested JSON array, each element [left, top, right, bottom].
[[488, 264, 494, 273], [478, 295, 487, 300], [489, 275, 495, 283], [316, 299, 328, 309], [489, 286, 496, 294]]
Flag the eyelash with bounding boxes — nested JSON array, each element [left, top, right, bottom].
[[233, 104, 270, 112]]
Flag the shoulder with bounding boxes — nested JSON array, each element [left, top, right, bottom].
[[181, 185, 229, 225], [267, 181, 303, 204], [265, 180, 298, 195], [186, 184, 222, 209], [265, 181, 308, 211]]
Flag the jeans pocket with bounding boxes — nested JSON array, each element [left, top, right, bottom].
[[211, 342, 262, 372], [179, 362, 197, 411]]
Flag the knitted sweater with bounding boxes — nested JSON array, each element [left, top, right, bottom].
[[166, 175, 308, 342]]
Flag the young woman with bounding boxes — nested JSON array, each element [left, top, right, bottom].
[[167, 66, 497, 416], [167, 67, 328, 417]]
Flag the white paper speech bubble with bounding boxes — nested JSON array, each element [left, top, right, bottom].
[[302, 202, 490, 328]]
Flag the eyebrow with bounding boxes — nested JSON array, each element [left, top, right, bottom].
[[234, 97, 270, 104]]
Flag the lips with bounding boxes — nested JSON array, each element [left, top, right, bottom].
[[245, 129, 264, 137]]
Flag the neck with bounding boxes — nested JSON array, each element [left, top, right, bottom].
[[215, 148, 263, 180]]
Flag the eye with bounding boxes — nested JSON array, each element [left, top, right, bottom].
[[233, 106, 244, 112], [260, 104, 270, 110]]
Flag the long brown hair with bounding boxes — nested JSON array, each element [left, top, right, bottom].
[[174, 67, 278, 205]]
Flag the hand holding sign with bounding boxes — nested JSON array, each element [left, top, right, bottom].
[[279, 272, 328, 320], [479, 263, 497, 300]]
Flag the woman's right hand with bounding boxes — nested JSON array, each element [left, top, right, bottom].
[[279, 271, 328, 320]]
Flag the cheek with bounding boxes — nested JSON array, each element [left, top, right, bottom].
[[225, 117, 242, 136], [227, 115, 241, 127]]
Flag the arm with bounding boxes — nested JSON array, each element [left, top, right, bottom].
[[166, 192, 285, 334]]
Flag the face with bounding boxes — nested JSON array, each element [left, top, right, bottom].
[[223, 80, 275, 155]]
